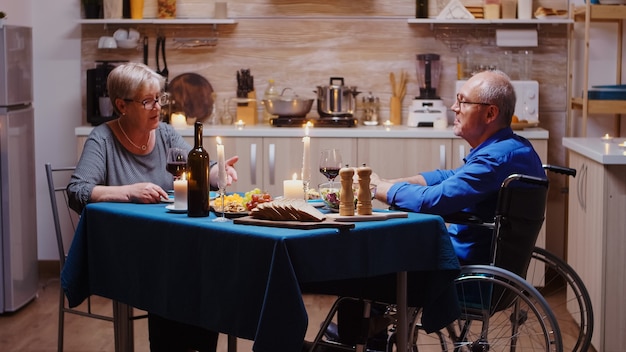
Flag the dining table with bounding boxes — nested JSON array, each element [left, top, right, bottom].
[[61, 201, 460, 352]]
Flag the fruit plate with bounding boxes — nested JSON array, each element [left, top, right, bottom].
[[511, 121, 539, 130], [211, 209, 250, 218], [209, 201, 249, 218]]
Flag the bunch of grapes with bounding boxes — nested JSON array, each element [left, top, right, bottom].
[[244, 188, 272, 211]]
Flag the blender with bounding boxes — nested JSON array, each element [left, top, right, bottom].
[[407, 54, 447, 127]]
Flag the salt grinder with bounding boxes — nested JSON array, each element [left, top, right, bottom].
[[339, 166, 355, 216], [357, 165, 372, 215]]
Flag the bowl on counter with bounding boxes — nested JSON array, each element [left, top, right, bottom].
[[263, 88, 314, 117], [116, 39, 138, 49], [318, 182, 376, 211]]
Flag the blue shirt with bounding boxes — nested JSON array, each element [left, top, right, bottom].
[[387, 127, 545, 264]]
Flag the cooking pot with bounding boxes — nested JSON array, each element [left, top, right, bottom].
[[316, 77, 360, 117], [263, 88, 314, 117]]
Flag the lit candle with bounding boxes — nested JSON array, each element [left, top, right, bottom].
[[170, 112, 187, 129], [301, 123, 311, 182], [235, 119, 245, 129], [173, 173, 188, 210], [283, 173, 304, 199], [216, 137, 226, 189], [601, 133, 613, 141]]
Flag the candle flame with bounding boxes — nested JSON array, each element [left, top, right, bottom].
[[216, 136, 222, 145], [292, 173, 298, 180], [181, 172, 187, 181]]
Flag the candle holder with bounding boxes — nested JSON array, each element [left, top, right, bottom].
[[302, 180, 310, 201], [213, 187, 230, 222]]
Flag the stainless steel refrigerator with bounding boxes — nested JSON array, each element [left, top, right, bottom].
[[0, 25, 38, 313]]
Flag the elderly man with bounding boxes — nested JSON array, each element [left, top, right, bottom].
[[372, 69, 545, 265], [327, 70, 546, 351]]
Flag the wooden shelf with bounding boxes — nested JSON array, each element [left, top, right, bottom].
[[408, 18, 573, 24], [571, 97, 626, 115], [568, 3, 625, 137], [78, 18, 237, 25], [573, 4, 626, 21]]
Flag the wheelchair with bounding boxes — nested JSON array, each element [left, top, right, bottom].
[[393, 165, 592, 352], [309, 165, 586, 352]]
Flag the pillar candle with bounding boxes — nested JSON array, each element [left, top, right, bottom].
[[216, 137, 226, 189], [283, 173, 304, 199], [301, 124, 311, 182], [174, 178, 188, 209]]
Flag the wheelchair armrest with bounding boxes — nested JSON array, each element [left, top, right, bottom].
[[443, 212, 492, 227]]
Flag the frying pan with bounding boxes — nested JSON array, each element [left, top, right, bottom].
[[167, 73, 215, 122]]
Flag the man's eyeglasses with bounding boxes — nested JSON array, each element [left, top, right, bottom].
[[455, 94, 492, 108], [124, 94, 169, 110]]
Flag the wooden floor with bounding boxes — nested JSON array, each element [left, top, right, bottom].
[[0, 271, 336, 352], [0, 269, 592, 352]]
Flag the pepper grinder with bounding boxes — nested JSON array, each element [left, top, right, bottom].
[[339, 166, 355, 216], [357, 164, 372, 215]]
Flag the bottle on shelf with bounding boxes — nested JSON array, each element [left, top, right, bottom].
[[262, 79, 280, 124], [187, 122, 210, 217]]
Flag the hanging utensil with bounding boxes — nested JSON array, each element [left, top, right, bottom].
[[160, 36, 169, 87], [155, 36, 162, 76], [143, 36, 148, 65]]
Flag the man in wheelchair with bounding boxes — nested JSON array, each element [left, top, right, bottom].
[[329, 70, 547, 351]]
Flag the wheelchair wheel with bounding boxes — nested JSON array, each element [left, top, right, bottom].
[[405, 265, 563, 352], [526, 247, 593, 352]]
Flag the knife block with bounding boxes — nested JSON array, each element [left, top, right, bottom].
[[236, 91, 257, 125]]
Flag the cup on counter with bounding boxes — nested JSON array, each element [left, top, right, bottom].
[[499, 50, 514, 76], [518, 50, 533, 80]]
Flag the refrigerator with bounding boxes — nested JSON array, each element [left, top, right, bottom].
[[0, 25, 38, 313]]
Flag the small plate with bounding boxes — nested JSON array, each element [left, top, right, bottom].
[[209, 191, 218, 200], [160, 196, 174, 203], [211, 208, 249, 218], [166, 204, 187, 213], [308, 199, 325, 208]]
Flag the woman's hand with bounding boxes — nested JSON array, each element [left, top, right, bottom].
[[127, 182, 169, 204], [210, 156, 239, 188]]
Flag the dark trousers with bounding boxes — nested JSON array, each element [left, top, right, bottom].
[[148, 313, 219, 352]]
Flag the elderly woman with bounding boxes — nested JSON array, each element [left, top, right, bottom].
[[67, 62, 238, 352]]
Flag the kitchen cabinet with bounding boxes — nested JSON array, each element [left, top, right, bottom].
[[221, 137, 357, 196], [565, 148, 626, 351], [569, 4, 626, 137]]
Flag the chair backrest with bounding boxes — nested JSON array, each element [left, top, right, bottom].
[[490, 174, 548, 311], [45, 163, 78, 268], [491, 174, 549, 276]]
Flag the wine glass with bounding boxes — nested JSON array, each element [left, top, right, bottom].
[[166, 147, 188, 180], [319, 149, 342, 188], [213, 161, 230, 222]]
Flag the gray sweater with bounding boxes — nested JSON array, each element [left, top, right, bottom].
[[67, 122, 214, 213]]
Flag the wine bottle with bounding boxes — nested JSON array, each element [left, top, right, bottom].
[[187, 122, 210, 217]]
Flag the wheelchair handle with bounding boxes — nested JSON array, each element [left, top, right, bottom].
[[543, 164, 576, 178], [502, 174, 548, 188]]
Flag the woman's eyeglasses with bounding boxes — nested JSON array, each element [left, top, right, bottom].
[[124, 94, 169, 110]]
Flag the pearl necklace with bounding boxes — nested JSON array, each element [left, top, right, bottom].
[[117, 118, 148, 151]]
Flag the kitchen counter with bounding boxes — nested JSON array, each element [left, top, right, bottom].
[[75, 124, 549, 139], [562, 137, 626, 165]]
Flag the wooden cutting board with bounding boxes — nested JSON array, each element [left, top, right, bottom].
[[233, 216, 355, 230], [326, 211, 408, 222], [167, 73, 214, 122]]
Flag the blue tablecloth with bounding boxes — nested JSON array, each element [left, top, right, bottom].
[[61, 202, 460, 352]]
